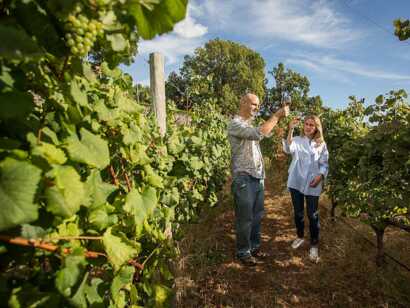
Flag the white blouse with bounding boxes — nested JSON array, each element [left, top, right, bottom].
[[282, 136, 329, 196]]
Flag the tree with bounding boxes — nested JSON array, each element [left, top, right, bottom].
[[166, 39, 266, 115], [394, 18, 410, 41], [262, 63, 323, 116]]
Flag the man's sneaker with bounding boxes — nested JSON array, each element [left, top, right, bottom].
[[291, 238, 305, 249], [239, 255, 257, 266], [251, 249, 269, 259], [309, 246, 319, 263]]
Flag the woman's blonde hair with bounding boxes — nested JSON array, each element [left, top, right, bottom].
[[302, 115, 325, 145]]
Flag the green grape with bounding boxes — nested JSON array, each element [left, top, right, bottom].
[[77, 43, 84, 50], [67, 39, 75, 46], [84, 38, 93, 46], [72, 19, 81, 28], [79, 15, 88, 23], [70, 46, 78, 54], [68, 15, 76, 23], [65, 33, 72, 40], [75, 4, 83, 13]]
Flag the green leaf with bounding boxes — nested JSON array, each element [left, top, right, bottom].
[[129, 143, 151, 165], [95, 100, 118, 124], [189, 156, 204, 170], [129, 0, 188, 39], [82, 62, 97, 83], [85, 170, 117, 209], [65, 128, 110, 169], [0, 158, 41, 231], [122, 125, 143, 146], [107, 34, 128, 51], [144, 165, 163, 188], [0, 91, 34, 120], [84, 278, 105, 307], [111, 266, 135, 306], [69, 272, 89, 308], [42, 127, 60, 145], [8, 285, 61, 308], [55, 249, 86, 298], [102, 228, 140, 272], [115, 91, 143, 114], [124, 187, 157, 236], [70, 80, 88, 107], [13, 1, 65, 57], [88, 204, 118, 231], [0, 24, 43, 59], [54, 219, 81, 237], [45, 165, 85, 217], [32, 142, 67, 165], [154, 284, 172, 307]]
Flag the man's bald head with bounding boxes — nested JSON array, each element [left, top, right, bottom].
[[240, 93, 259, 107], [239, 93, 260, 119]]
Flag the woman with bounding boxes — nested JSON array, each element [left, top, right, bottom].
[[282, 115, 329, 263]]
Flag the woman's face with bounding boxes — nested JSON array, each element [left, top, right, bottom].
[[304, 118, 317, 138]]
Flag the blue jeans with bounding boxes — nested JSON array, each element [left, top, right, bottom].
[[231, 174, 264, 258], [289, 187, 320, 246]]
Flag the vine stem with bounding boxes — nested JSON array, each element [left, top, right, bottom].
[[142, 247, 158, 268], [108, 165, 120, 186], [0, 235, 105, 259], [58, 56, 69, 80], [0, 235, 145, 269], [121, 158, 132, 192], [47, 236, 103, 241], [128, 259, 144, 271], [37, 127, 43, 144]]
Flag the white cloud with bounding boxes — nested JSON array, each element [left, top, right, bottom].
[[287, 53, 410, 81], [139, 34, 204, 65], [173, 5, 208, 38], [194, 0, 362, 49]]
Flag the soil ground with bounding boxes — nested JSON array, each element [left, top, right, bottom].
[[173, 158, 410, 308]]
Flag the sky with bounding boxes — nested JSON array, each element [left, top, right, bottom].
[[121, 0, 410, 110]]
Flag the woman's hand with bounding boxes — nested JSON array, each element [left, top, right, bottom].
[[309, 175, 322, 187], [289, 118, 300, 129]]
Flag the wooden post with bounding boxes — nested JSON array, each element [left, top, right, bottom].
[[149, 52, 166, 137]]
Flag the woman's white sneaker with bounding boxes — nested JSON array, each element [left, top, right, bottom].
[[291, 238, 305, 249], [309, 246, 319, 263]]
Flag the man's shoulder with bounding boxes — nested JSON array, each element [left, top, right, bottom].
[[228, 116, 245, 129]]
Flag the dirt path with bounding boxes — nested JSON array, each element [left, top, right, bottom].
[[174, 160, 410, 307]]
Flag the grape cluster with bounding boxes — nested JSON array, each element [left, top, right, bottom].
[[64, 8, 103, 56]]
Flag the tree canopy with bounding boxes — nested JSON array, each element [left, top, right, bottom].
[[166, 39, 266, 115]]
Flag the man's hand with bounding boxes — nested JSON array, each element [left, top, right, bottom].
[[275, 105, 290, 118], [309, 175, 322, 187]]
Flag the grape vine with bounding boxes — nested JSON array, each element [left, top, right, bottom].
[[0, 0, 231, 307]]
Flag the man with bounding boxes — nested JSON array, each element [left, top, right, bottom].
[[228, 93, 289, 266]]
